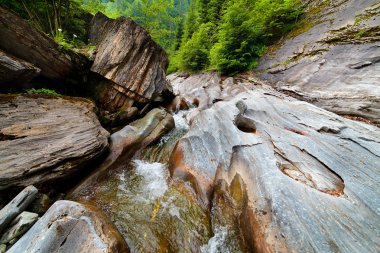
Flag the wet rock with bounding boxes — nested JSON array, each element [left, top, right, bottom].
[[70, 108, 174, 198], [0, 50, 40, 89], [0, 186, 38, 234], [0, 211, 38, 244], [0, 6, 87, 80], [7, 200, 129, 253], [89, 12, 169, 111], [0, 95, 109, 190], [170, 73, 380, 252], [257, 0, 380, 125]]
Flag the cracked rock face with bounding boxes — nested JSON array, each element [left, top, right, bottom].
[[7, 200, 129, 253], [168, 73, 380, 252], [0, 95, 109, 190], [257, 0, 380, 125], [90, 12, 169, 111]]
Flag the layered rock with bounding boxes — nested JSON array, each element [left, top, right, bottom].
[[0, 6, 87, 80], [256, 0, 380, 125], [169, 73, 380, 252], [89, 12, 169, 111], [0, 95, 109, 190], [0, 50, 40, 89], [7, 200, 129, 253]]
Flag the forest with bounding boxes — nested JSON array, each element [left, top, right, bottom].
[[0, 0, 303, 74]]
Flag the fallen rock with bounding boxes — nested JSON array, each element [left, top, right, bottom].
[[0, 211, 38, 244], [0, 50, 40, 89], [169, 73, 380, 252], [0, 186, 38, 234], [0, 95, 109, 190], [89, 12, 169, 110], [0, 6, 87, 80], [70, 108, 174, 198], [257, 0, 380, 125], [7, 200, 129, 253]]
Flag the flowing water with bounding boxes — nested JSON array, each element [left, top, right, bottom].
[[80, 109, 244, 252]]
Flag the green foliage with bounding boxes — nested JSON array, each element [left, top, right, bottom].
[[26, 88, 60, 96], [179, 22, 215, 71], [172, 0, 303, 74]]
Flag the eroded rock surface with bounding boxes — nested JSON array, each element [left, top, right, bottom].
[[7, 200, 129, 253], [257, 0, 380, 125], [0, 95, 109, 190], [169, 73, 380, 252], [90, 12, 169, 111]]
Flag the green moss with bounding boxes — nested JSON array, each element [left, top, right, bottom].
[[26, 88, 60, 96], [286, 20, 315, 39], [307, 0, 330, 15]]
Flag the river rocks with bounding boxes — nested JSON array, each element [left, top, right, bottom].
[[7, 200, 129, 253], [0, 6, 87, 81], [0, 50, 40, 89], [70, 108, 174, 198], [0, 211, 38, 244], [0, 186, 38, 234], [89, 12, 169, 111], [257, 0, 380, 125], [169, 73, 380, 252], [0, 95, 109, 190]]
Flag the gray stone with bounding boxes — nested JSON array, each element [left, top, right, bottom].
[[168, 73, 380, 252], [0, 186, 38, 234], [7, 200, 129, 253], [0, 211, 38, 244], [257, 0, 380, 125], [0, 95, 109, 190]]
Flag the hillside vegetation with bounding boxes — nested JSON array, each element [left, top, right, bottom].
[[0, 0, 303, 74]]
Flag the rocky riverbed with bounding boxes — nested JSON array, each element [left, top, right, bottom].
[[0, 1, 379, 252]]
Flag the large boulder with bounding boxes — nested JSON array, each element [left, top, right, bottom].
[[0, 50, 40, 89], [89, 12, 170, 111], [7, 200, 129, 253], [0, 6, 87, 81], [0, 95, 109, 190], [169, 73, 380, 252], [256, 0, 380, 125]]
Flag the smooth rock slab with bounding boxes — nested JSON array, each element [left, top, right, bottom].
[[7, 200, 129, 253], [169, 74, 380, 252], [0, 95, 109, 190]]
